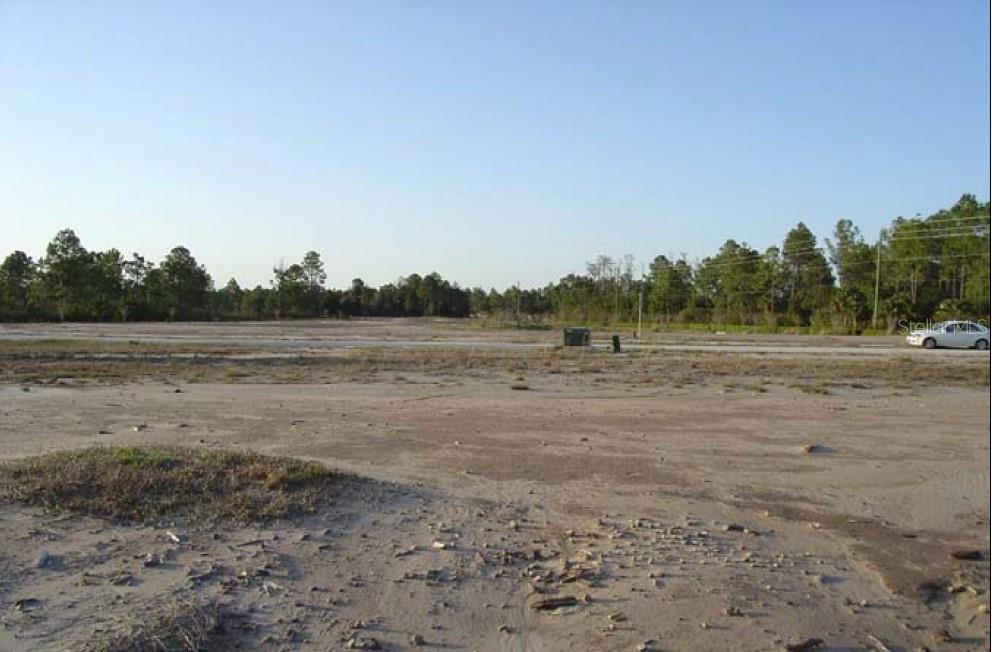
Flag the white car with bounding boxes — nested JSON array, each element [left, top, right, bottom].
[[906, 320, 989, 350]]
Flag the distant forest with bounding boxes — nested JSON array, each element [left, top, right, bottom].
[[2, 195, 988, 332]]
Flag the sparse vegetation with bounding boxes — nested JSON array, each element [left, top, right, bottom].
[[80, 600, 231, 652], [114, 446, 180, 468], [0, 339, 246, 355], [790, 382, 831, 395], [2, 342, 987, 389], [0, 446, 343, 523], [722, 380, 768, 393]]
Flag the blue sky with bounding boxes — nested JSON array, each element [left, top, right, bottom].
[[1, 0, 988, 289]]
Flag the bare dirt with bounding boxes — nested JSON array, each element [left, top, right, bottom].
[[0, 320, 988, 651]]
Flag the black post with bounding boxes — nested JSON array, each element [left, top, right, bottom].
[[612, 334, 621, 353]]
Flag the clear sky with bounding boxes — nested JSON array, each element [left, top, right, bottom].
[[1, 1, 988, 290]]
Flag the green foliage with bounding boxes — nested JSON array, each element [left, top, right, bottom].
[[781, 223, 834, 326], [827, 219, 876, 299], [879, 195, 990, 322], [486, 195, 987, 330], [158, 246, 212, 320], [38, 229, 95, 320], [648, 255, 692, 321], [830, 287, 870, 333], [695, 240, 771, 325], [115, 446, 179, 468], [0, 251, 35, 320], [0, 234, 472, 321]]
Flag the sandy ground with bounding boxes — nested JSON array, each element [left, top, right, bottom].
[[0, 319, 913, 350], [0, 320, 988, 651]]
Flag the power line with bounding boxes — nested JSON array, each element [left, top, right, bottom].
[[693, 287, 830, 299], [632, 219, 989, 282], [650, 216, 990, 275], [694, 248, 844, 273], [659, 253, 987, 298], [886, 225, 988, 237], [694, 246, 827, 269], [888, 229, 989, 242], [889, 226, 989, 236], [679, 252, 987, 302], [843, 252, 986, 266], [696, 231, 987, 272], [894, 213, 989, 225], [888, 234, 988, 244], [890, 223, 990, 234]]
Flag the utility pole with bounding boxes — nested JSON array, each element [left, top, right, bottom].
[[871, 229, 882, 330], [641, 262, 647, 336], [614, 279, 619, 323], [637, 288, 643, 339]]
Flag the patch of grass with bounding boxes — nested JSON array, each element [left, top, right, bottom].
[[81, 600, 231, 652], [114, 446, 180, 468], [790, 382, 831, 395], [262, 463, 331, 490], [722, 380, 768, 393], [0, 446, 342, 524]]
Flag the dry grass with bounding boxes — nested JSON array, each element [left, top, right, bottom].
[[0, 446, 343, 524], [789, 382, 831, 395], [722, 380, 768, 393], [0, 339, 246, 356], [1, 344, 987, 389], [80, 600, 231, 652]]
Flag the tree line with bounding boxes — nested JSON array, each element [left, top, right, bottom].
[[470, 194, 989, 331], [0, 231, 469, 321], [1, 195, 988, 330]]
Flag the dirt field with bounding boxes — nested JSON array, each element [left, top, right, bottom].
[[0, 318, 917, 351], [0, 320, 988, 651]]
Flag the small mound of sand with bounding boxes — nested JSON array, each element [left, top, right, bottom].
[[0, 446, 344, 524]]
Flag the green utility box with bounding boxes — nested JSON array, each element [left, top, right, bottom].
[[563, 327, 591, 347]]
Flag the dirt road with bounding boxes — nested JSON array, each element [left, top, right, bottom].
[[1, 319, 985, 357]]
